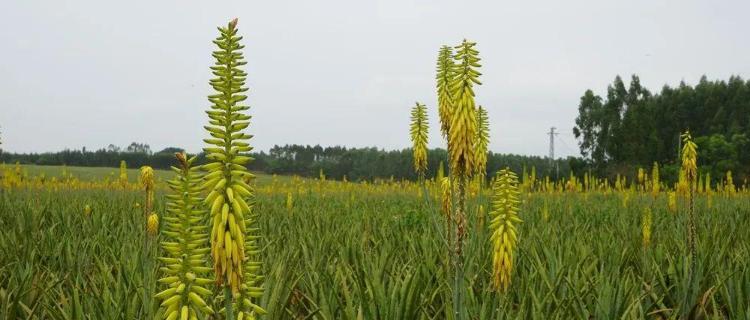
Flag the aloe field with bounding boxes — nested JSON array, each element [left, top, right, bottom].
[[0, 163, 748, 319]]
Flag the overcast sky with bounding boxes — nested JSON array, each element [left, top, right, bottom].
[[1, 0, 748, 157]]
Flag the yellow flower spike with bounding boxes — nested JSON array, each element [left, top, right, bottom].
[[642, 208, 652, 248], [448, 39, 481, 177], [436, 45, 455, 139], [725, 170, 736, 197], [668, 191, 677, 213], [155, 153, 214, 319], [147, 212, 159, 236], [680, 130, 698, 271], [119, 160, 128, 188], [447, 41, 483, 288], [637, 167, 645, 189], [140, 166, 155, 189], [410, 102, 429, 179], [202, 18, 265, 315], [680, 131, 698, 181], [474, 106, 490, 177], [489, 168, 522, 292], [140, 166, 155, 215]]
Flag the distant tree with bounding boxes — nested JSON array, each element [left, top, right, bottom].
[[107, 144, 121, 152], [125, 142, 152, 154], [0, 144, 577, 182], [156, 147, 185, 154], [575, 74, 750, 180], [573, 89, 604, 163]]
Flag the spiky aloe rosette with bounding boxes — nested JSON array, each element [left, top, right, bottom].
[[410, 102, 429, 178], [202, 18, 265, 318], [155, 153, 214, 318], [489, 168, 522, 292]]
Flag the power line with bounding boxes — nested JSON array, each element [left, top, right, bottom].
[[556, 136, 578, 156]]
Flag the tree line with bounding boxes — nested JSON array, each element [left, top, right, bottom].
[[0, 144, 574, 182], [5, 75, 747, 184], [574, 75, 750, 183]]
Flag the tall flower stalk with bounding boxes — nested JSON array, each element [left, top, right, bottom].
[[202, 18, 265, 319], [410, 102, 429, 181], [680, 131, 698, 275], [155, 153, 214, 319], [448, 39, 481, 319], [435, 45, 456, 270]]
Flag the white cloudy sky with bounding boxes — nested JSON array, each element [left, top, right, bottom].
[[1, 0, 748, 157]]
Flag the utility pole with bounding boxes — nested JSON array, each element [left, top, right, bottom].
[[548, 127, 559, 180]]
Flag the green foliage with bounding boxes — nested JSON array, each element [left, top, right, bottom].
[[2, 185, 749, 318], [0, 189, 162, 319], [574, 75, 750, 180], [694, 133, 747, 178]]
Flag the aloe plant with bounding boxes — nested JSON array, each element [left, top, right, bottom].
[[202, 18, 265, 319]]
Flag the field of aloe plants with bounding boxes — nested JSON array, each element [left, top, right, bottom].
[[0, 164, 749, 319]]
